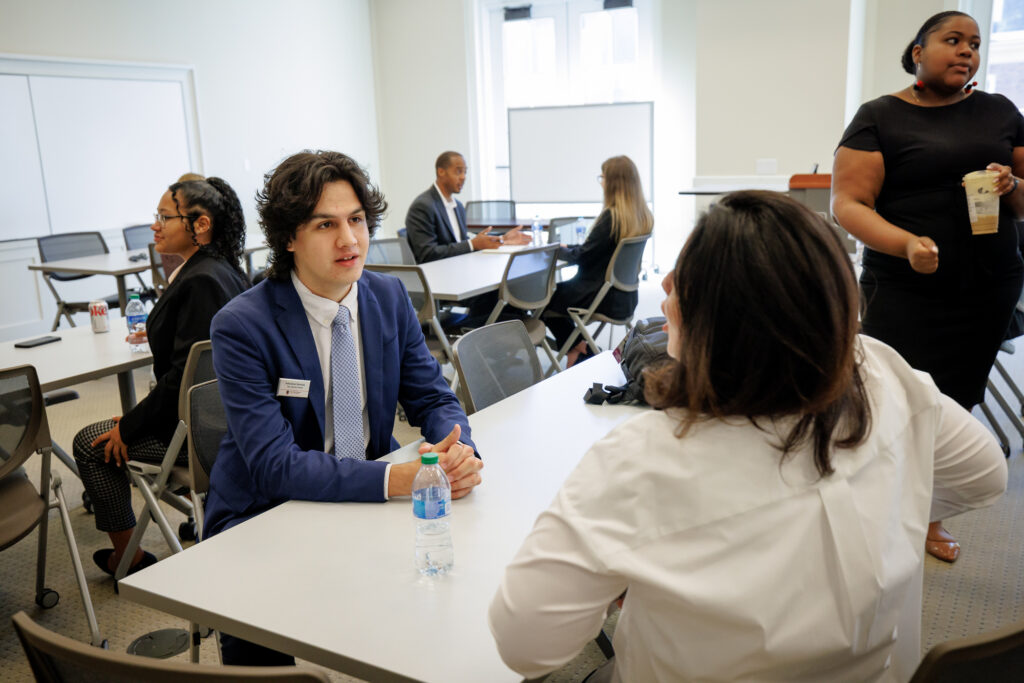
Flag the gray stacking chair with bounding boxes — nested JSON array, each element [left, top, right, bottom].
[[547, 216, 591, 245], [367, 237, 415, 265], [122, 223, 153, 251], [0, 365, 103, 647], [114, 341, 215, 582], [553, 233, 652, 371], [465, 200, 516, 223], [484, 244, 560, 369], [909, 617, 1024, 682], [452, 320, 542, 414], [12, 610, 329, 682], [36, 232, 122, 330], [185, 379, 226, 543], [364, 264, 456, 372]]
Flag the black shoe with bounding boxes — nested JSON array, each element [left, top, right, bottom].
[[92, 549, 157, 577]]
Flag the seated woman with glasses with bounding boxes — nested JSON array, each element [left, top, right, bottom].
[[489, 191, 1007, 682], [542, 155, 653, 367], [73, 176, 250, 576]]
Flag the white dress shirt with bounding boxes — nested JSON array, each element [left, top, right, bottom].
[[291, 272, 391, 498], [489, 336, 1008, 682], [434, 181, 472, 250]]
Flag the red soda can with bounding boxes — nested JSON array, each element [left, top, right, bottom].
[[89, 300, 109, 333]]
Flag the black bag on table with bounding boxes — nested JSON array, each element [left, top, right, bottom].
[[583, 316, 670, 406]]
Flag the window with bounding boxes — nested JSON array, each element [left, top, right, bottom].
[[986, 0, 1024, 108], [476, 0, 652, 204]]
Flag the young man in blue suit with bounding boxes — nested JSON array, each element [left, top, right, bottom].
[[405, 150, 529, 263], [205, 150, 483, 666]]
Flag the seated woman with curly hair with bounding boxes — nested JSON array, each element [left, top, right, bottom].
[[74, 176, 250, 576]]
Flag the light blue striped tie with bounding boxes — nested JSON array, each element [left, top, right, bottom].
[[331, 304, 365, 460]]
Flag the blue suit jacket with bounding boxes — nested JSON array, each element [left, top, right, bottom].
[[203, 270, 472, 536], [405, 185, 470, 264]]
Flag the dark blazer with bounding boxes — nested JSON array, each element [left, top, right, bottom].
[[117, 251, 249, 445], [547, 211, 638, 322], [405, 185, 470, 263], [203, 270, 473, 536]]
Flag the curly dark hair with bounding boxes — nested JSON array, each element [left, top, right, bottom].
[[645, 191, 871, 478], [257, 150, 386, 280], [167, 177, 246, 275], [901, 11, 972, 75]]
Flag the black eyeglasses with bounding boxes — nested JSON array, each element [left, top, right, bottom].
[[153, 213, 188, 227]]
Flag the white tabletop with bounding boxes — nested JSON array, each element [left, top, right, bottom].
[[244, 234, 269, 255], [120, 352, 645, 682], [1, 324, 152, 392], [27, 249, 151, 277]]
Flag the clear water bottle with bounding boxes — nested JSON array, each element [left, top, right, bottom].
[[575, 217, 587, 245], [413, 452, 453, 576], [531, 214, 543, 246], [124, 293, 148, 354]]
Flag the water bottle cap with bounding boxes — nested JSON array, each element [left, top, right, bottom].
[[129, 293, 140, 300], [420, 452, 439, 465]]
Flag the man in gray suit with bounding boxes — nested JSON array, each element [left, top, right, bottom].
[[405, 151, 528, 264]]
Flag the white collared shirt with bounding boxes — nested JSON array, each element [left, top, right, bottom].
[[489, 336, 1008, 682], [291, 271, 391, 497], [434, 181, 471, 250]]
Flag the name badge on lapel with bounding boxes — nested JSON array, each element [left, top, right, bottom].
[[277, 378, 311, 398]]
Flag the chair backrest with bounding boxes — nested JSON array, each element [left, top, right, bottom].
[[909, 618, 1024, 683], [452, 320, 542, 414], [36, 232, 109, 282], [367, 238, 415, 265], [547, 216, 588, 244], [122, 224, 153, 251], [364, 264, 436, 324], [177, 340, 215, 420], [0, 365, 51, 481], [147, 243, 168, 293], [465, 200, 515, 223], [12, 610, 331, 683], [186, 380, 225, 497], [606, 234, 651, 293], [499, 244, 559, 312]]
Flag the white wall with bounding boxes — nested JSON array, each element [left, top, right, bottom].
[[694, 0, 851, 178], [0, 0, 380, 340], [370, 0, 474, 236]]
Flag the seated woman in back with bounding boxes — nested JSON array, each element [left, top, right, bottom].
[[73, 176, 250, 576], [542, 155, 653, 367], [490, 191, 1007, 682]]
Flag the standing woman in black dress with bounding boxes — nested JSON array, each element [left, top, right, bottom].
[[832, 11, 1024, 562], [73, 177, 250, 576], [543, 155, 654, 367]]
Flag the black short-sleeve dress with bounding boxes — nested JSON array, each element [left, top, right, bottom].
[[838, 91, 1024, 407]]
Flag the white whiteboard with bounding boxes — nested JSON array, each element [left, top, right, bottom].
[[31, 76, 192, 234], [0, 55, 201, 242], [0, 75, 49, 237], [508, 102, 653, 203]]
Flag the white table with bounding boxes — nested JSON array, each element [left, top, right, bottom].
[[119, 352, 645, 682], [418, 247, 567, 302], [1, 324, 153, 413], [28, 249, 152, 312], [243, 234, 269, 277]]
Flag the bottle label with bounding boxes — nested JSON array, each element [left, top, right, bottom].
[[413, 497, 448, 520]]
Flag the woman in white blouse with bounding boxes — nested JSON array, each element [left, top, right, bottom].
[[488, 191, 1008, 683]]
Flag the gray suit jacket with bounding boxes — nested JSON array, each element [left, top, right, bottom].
[[405, 185, 470, 263]]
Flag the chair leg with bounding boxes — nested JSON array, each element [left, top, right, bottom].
[[595, 629, 615, 659], [190, 622, 201, 663], [115, 471, 184, 580], [994, 358, 1024, 410], [52, 473, 104, 646], [540, 339, 560, 373], [987, 379, 1024, 440], [979, 401, 1011, 457]]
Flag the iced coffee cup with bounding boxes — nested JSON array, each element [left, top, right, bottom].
[[963, 170, 1000, 235]]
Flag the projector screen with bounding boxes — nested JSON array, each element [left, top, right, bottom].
[[508, 102, 653, 204]]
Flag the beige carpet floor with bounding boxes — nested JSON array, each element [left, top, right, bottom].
[[2, 286, 1022, 680]]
